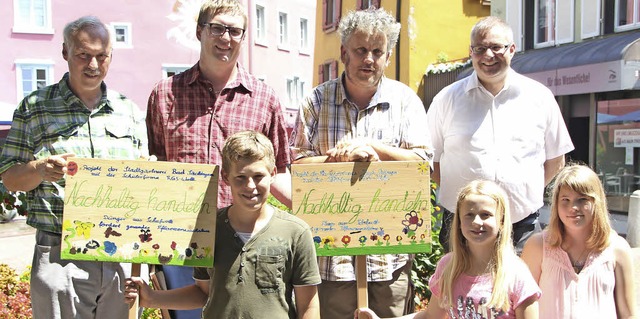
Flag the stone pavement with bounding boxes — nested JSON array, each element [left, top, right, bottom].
[[0, 215, 35, 274], [0, 212, 639, 310]]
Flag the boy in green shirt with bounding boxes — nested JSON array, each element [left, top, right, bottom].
[[126, 131, 320, 318]]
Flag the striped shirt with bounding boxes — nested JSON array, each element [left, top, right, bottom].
[[0, 73, 148, 234], [146, 63, 290, 208], [290, 74, 433, 281]]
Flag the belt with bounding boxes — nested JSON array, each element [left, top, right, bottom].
[[512, 211, 539, 228], [36, 229, 62, 246]]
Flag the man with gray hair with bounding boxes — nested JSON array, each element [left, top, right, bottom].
[[291, 8, 433, 318], [0, 16, 147, 318], [428, 16, 574, 254]]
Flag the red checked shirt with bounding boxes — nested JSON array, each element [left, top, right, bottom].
[[147, 63, 290, 208]]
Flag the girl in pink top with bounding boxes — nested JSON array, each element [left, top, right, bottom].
[[356, 180, 541, 319], [521, 164, 637, 318]]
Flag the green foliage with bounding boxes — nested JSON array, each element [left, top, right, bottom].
[[268, 195, 290, 212], [411, 181, 444, 310], [0, 264, 32, 318], [436, 52, 449, 63], [0, 181, 28, 220]]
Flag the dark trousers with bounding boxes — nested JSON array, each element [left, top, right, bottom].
[[438, 208, 541, 255]]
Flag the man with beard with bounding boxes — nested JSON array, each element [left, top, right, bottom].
[[290, 8, 433, 319]]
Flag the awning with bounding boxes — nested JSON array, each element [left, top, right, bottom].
[[458, 31, 640, 96]]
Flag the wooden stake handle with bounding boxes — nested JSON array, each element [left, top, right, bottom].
[[356, 255, 368, 318], [128, 263, 141, 319]]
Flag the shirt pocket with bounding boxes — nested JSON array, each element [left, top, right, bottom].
[[255, 254, 285, 290]]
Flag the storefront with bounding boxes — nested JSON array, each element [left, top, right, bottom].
[[511, 31, 640, 212]]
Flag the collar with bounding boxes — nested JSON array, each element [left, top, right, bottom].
[[337, 72, 390, 111], [60, 72, 112, 112], [464, 68, 515, 95], [187, 62, 252, 93]]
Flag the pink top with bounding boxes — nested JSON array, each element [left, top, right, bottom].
[[429, 253, 541, 319], [538, 231, 617, 318]]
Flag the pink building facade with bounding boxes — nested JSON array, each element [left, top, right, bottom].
[[0, 0, 315, 137]]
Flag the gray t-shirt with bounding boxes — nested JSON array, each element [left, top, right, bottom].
[[193, 206, 321, 318]]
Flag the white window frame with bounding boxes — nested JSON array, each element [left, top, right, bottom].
[[534, 0, 574, 49], [12, 0, 54, 34], [505, 0, 523, 52], [254, 3, 268, 46], [299, 17, 310, 55], [14, 59, 54, 101], [615, 0, 640, 32], [161, 64, 191, 78], [286, 76, 306, 107], [278, 11, 290, 50], [111, 22, 133, 49], [581, 0, 601, 38]]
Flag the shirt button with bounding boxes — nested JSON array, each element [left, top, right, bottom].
[[241, 247, 246, 252], [238, 275, 243, 281], [240, 262, 245, 267], [208, 87, 212, 92]]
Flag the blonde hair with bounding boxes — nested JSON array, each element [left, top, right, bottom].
[[197, 0, 247, 28], [547, 164, 611, 251], [439, 180, 515, 313], [222, 131, 275, 174]]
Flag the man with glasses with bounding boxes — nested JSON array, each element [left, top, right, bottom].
[[145, 1, 292, 317], [427, 16, 574, 253]]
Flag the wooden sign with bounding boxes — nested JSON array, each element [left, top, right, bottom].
[[291, 161, 431, 256], [61, 158, 218, 267]]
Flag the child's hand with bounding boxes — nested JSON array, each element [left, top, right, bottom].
[[354, 307, 381, 319], [124, 277, 152, 307]]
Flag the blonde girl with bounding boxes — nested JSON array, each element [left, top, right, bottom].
[[356, 180, 540, 319], [521, 164, 636, 318]]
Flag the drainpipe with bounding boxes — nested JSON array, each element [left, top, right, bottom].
[[246, 0, 254, 73], [395, 0, 401, 81], [629, 190, 640, 247]]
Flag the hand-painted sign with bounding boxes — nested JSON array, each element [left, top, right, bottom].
[[61, 158, 218, 267], [291, 161, 431, 256]]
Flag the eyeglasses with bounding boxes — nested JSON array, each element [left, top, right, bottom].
[[470, 44, 511, 55], [201, 22, 245, 39]]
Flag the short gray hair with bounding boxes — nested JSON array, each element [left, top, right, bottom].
[[470, 16, 514, 44], [338, 8, 401, 53], [63, 16, 111, 50]]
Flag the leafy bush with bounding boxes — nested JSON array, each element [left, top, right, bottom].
[[411, 181, 444, 310], [0, 181, 28, 221], [0, 264, 32, 318]]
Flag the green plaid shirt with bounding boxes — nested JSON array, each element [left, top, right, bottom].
[[0, 73, 148, 233]]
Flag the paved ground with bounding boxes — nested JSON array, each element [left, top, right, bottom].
[[1, 207, 639, 310]]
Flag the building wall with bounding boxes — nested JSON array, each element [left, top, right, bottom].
[[312, 0, 488, 102], [1, 0, 315, 131]]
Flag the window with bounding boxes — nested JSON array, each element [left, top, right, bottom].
[[534, 0, 573, 48], [15, 60, 54, 100], [12, 0, 53, 34], [357, 0, 380, 10], [318, 60, 339, 84], [255, 5, 267, 45], [162, 64, 191, 78], [300, 18, 309, 53], [111, 23, 132, 48], [322, 0, 342, 32], [582, 0, 601, 38], [615, 0, 640, 31], [286, 76, 306, 107], [278, 12, 289, 49]]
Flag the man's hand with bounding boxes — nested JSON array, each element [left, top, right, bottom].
[[326, 139, 380, 162], [37, 153, 75, 182]]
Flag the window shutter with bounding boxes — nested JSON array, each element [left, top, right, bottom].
[[333, 0, 342, 29], [331, 60, 339, 79], [322, 0, 328, 30], [318, 64, 325, 84]]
